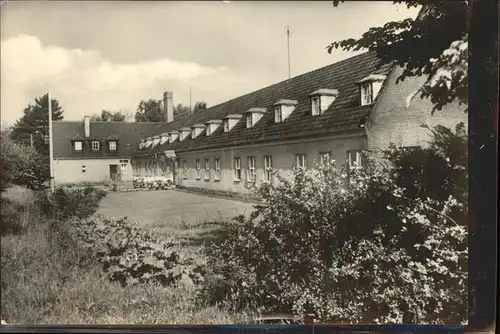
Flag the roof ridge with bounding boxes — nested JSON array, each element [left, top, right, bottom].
[[53, 120, 166, 124], [202, 50, 376, 111]]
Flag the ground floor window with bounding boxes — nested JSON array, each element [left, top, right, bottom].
[[247, 156, 256, 180], [234, 157, 242, 181], [120, 163, 127, 175], [204, 159, 210, 181], [347, 150, 363, 170], [183, 160, 188, 179], [214, 158, 221, 181], [195, 159, 201, 179], [295, 154, 307, 169], [264, 155, 273, 182]]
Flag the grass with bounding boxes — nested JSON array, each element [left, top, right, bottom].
[[0, 188, 257, 324], [97, 189, 255, 248]]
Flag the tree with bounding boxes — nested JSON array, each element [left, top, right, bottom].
[[1, 130, 49, 192], [193, 101, 208, 114], [173, 103, 191, 120], [134, 99, 163, 122], [172, 101, 208, 120], [90, 109, 129, 122], [9, 93, 64, 156], [328, 1, 468, 113]]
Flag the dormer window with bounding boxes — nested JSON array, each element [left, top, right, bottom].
[[205, 120, 222, 136], [311, 96, 321, 116], [109, 141, 117, 151], [74, 141, 83, 151], [246, 113, 253, 128], [160, 133, 169, 145], [191, 124, 205, 139], [358, 74, 386, 106], [245, 108, 266, 128], [138, 140, 145, 150], [274, 106, 282, 123], [309, 89, 339, 116], [169, 131, 179, 144], [152, 136, 161, 147], [223, 114, 242, 132], [91, 141, 100, 151], [361, 83, 373, 106], [273, 99, 297, 123], [179, 128, 191, 141]]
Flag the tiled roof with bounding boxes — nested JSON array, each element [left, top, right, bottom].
[[53, 121, 166, 159], [135, 51, 392, 157]]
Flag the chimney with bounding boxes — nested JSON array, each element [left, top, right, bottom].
[[163, 91, 174, 123], [84, 116, 90, 137]]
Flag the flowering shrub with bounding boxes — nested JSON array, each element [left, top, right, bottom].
[[70, 214, 206, 287], [203, 124, 467, 324], [133, 176, 174, 190]]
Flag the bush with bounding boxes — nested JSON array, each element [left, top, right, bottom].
[[0, 131, 49, 192], [0, 197, 36, 236], [133, 176, 174, 190], [203, 124, 467, 324], [35, 186, 107, 220], [70, 215, 206, 288], [1, 212, 252, 324]]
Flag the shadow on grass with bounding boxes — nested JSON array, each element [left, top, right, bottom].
[[182, 223, 230, 248]]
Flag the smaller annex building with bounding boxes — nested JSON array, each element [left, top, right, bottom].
[[52, 118, 167, 186]]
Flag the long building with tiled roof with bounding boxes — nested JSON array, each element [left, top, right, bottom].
[[52, 50, 466, 192]]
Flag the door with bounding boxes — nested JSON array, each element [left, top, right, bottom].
[[109, 164, 119, 181]]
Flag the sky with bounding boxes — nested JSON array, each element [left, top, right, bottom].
[[1, 1, 419, 127]]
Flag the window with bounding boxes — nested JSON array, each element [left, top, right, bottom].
[[246, 114, 253, 128], [295, 154, 306, 169], [81, 165, 86, 173], [320, 152, 331, 165], [348, 150, 363, 169], [264, 155, 273, 182], [74, 141, 83, 151], [214, 158, 221, 181], [361, 83, 373, 105], [311, 96, 321, 116], [247, 156, 256, 180], [234, 157, 242, 181], [224, 120, 230, 132], [120, 163, 127, 175], [204, 159, 210, 180], [195, 159, 201, 179], [92, 141, 100, 151], [274, 106, 282, 123], [183, 160, 188, 179], [109, 141, 117, 151]]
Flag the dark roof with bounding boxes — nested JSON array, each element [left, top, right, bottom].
[[135, 51, 392, 157], [53, 121, 166, 159]]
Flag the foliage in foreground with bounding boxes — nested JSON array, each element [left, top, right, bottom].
[[0, 209, 252, 324], [203, 124, 467, 324], [329, 1, 468, 113], [70, 215, 206, 288], [1, 131, 50, 192], [35, 186, 107, 220]]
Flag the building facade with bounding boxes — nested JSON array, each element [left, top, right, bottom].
[[51, 51, 467, 191], [130, 51, 468, 195], [52, 118, 166, 185]]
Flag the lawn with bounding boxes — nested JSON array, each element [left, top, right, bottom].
[[98, 189, 256, 245]]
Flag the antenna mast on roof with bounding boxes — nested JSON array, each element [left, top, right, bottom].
[[287, 26, 291, 79], [190, 87, 192, 115]]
